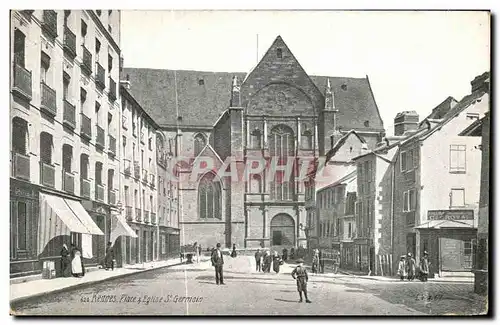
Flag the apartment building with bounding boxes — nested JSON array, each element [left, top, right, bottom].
[[119, 81, 159, 265], [392, 72, 489, 277], [10, 10, 123, 277]]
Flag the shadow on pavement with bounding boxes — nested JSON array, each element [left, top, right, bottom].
[[275, 298, 299, 303]]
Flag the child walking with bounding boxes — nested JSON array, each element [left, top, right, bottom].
[[291, 258, 312, 303]]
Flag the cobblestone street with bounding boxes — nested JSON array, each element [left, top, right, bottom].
[[10, 257, 487, 316]]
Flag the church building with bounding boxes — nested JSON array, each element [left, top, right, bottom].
[[123, 36, 385, 250]]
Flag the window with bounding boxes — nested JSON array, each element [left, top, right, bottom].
[[40, 132, 53, 164], [17, 202, 27, 251], [403, 189, 416, 212], [270, 125, 295, 201], [81, 20, 87, 39], [451, 188, 465, 207], [466, 113, 479, 121], [108, 53, 113, 73], [95, 39, 101, 57], [277, 48, 282, 58], [95, 102, 101, 125], [345, 192, 356, 215], [64, 10, 70, 25], [301, 130, 313, 150], [400, 148, 418, 172], [141, 150, 144, 166], [150, 195, 153, 212], [348, 222, 352, 238], [108, 112, 112, 130], [364, 120, 370, 127], [198, 173, 222, 219], [250, 174, 262, 193], [148, 137, 153, 151], [250, 129, 262, 149], [450, 145, 466, 173], [134, 189, 138, 208], [198, 79, 204, 86], [96, 10, 101, 16], [95, 162, 103, 185], [40, 52, 50, 84], [63, 74, 70, 100], [194, 133, 206, 157], [80, 154, 89, 179], [12, 117, 28, 155], [14, 29, 26, 67], [108, 169, 114, 189], [80, 88, 87, 111], [336, 218, 341, 236], [62, 144, 72, 172], [124, 185, 129, 205]]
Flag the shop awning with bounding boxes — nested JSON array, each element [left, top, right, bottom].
[[65, 199, 104, 235], [38, 193, 104, 256], [110, 213, 138, 245], [414, 219, 475, 229]]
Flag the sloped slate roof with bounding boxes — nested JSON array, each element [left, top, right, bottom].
[[123, 67, 384, 130]]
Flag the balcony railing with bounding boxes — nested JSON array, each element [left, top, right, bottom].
[[63, 170, 75, 194], [108, 135, 116, 156], [108, 189, 117, 206], [41, 10, 58, 39], [40, 82, 57, 117], [124, 159, 131, 176], [135, 208, 142, 221], [108, 77, 117, 101], [144, 210, 150, 223], [63, 25, 77, 59], [96, 62, 106, 90], [134, 162, 140, 179], [150, 174, 155, 188], [151, 212, 157, 225], [81, 178, 91, 198], [40, 161, 55, 188], [96, 125, 105, 149], [122, 116, 128, 129], [95, 183, 105, 202], [12, 62, 32, 101], [81, 46, 92, 76], [125, 206, 133, 221], [12, 151, 30, 180], [63, 99, 76, 129], [80, 113, 92, 140], [142, 169, 148, 183]]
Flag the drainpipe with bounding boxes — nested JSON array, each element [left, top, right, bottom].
[[390, 159, 395, 276]]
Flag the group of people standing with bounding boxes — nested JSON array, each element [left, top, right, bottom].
[[398, 251, 430, 282], [60, 243, 85, 278], [254, 249, 284, 273]]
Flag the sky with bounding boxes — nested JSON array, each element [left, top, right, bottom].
[[120, 10, 490, 135]]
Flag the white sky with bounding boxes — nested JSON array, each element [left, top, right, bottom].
[[120, 10, 489, 135]]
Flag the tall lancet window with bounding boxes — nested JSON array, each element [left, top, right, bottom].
[[198, 173, 222, 219], [269, 125, 295, 201], [193, 133, 206, 157]]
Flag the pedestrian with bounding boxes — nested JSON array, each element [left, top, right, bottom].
[[255, 249, 262, 272], [193, 242, 200, 263], [272, 251, 283, 274], [397, 255, 407, 281], [211, 243, 225, 285], [231, 243, 237, 258], [282, 248, 288, 262], [312, 249, 319, 274], [60, 244, 71, 277], [70, 243, 85, 277], [319, 249, 325, 273], [406, 253, 416, 281], [419, 251, 430, 282], [104, 241, 114, 270], [198, 244, 202, 261], [264, 250, 272, 273], [291, 258, 312, 303], [290, 247, 295, 260]]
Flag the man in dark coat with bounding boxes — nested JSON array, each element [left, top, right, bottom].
[[419, 251, 430, 282], [406, 253, 416, 281], [254, 249, 262, 272], [282, 248, 288, 262], [291, 258, 311, 303], [104, 241, 114, 270], [211, 243, 225, 285], [60, 244, 71, 277]]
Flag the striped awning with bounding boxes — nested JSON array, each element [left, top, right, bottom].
[[110, 212, 138, 245], [38, 193, 104, 256]]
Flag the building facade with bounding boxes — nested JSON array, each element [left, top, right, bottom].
[[119, 81, 160, 265], [393, 73, 489, 277], [10, 9, 123, 277], [122, 36, 385, 250]]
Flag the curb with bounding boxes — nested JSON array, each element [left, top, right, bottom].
[[10, 261, 184, 306]]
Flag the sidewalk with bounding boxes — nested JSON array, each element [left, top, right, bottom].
[[337, 269, 474, 283], [10, 258, 183, 304]]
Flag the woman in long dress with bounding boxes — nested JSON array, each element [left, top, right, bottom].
[[104, 241, 114, 270], [272, 251, 282, 273], [231, 244, 237, 258], [71, 244, 85, 277], [60, 244, 72, 277]]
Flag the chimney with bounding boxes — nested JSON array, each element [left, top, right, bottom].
[[394, 111, 419, 136], [230, 76, 241, 107], [471, 72, 490, 93]]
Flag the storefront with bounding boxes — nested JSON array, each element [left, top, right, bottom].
[[353, 238, 374, 273], [415, 210, 477, 277], [110, 208, 137, 268], [340, 241, 355, 270], [81, 200, 111, 267]]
